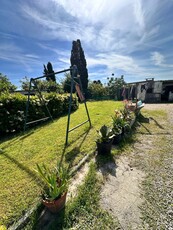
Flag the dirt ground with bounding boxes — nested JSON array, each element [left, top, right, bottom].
[[99, 103, 173, 230]]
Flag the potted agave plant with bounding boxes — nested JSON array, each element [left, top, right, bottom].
[[96, 125, 114, 154], [36, 162, 69, 213]]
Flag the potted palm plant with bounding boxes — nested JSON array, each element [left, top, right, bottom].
[[36, 162, 69, 213], [96, 125, 114, 154]]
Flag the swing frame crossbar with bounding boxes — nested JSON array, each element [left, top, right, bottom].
[[24, 65, 91, 145], [26, 117, 50, 125], [33, 68, 71, 80], [68, 120, 89, 133]]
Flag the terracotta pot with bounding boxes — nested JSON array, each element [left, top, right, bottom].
[[42, 192, 67, 213], [96, 139, 113, 155]]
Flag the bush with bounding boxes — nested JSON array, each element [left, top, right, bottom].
[[0, 93, 26, 134], [87, 82, 108, 100], [0, 93, 78, 135]]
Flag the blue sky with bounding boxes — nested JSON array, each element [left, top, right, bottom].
[[1, 0, 173, 89]]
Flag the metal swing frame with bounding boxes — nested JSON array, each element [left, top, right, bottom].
[[24, 65, 91, 145], [65, 65, 91, 145]]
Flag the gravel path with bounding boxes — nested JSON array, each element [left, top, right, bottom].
[[100, 103, 173, 230], [139, 104, 173, 229]]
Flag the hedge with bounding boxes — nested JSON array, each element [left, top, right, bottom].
[[0, 93, 78, 135]]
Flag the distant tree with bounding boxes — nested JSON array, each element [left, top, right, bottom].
[[107, 75, 126, 100], [20, 76, 30, 91], [20, 76, 47, 91], [0, 73, 17, 95], [43, 62, 56, 82], [20, 76, 63, 93], [62, 73, 75, 93], [70, 39, 88, 94], [43, 62, 58, 92], [93, 80, 102, 85], [88, 80, 107, 99]]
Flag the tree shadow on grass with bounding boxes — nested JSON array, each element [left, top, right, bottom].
[[0, 130, 35, 150], [0, 150, 42, 186]]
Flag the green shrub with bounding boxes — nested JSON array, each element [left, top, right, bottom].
[[46, 93, 64, 117], [0, 93, 26, 134], [87, 82, 108, 100], [0, 93, 78, 135]]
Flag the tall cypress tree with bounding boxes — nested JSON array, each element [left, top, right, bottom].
[[70, 39, 88, 93], [43, 62, 56, 82], [43, 62, 57, 92]]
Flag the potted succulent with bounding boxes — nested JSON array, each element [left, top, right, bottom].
[[36, 162, 69, 213], [96, 125, 114, 154]]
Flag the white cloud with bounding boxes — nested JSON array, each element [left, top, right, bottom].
[[0, 42, 42, 72], [86, 52, 146, 83], [18, 0, 144, 51], [151, 52, 173, 68], [134, 0, 145, 31], [88, 53, 141, 72], [151, 52, 164, 66]]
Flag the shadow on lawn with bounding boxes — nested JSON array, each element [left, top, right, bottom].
[[60, 127, 91, 165], [0, 150, 42, 186], [66, 126, 91, 147], [65, 147, 80, 163], [0, 130, 35, 150]]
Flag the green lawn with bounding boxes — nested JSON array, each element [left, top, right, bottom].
[[0, 100, 123, 227]]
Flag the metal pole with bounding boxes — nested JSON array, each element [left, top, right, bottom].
[[69, 120, 89, 132], [34, 68, 71, 80], [24, 79, 32, 132], [65, 66, 76, 145], [78, 76, 91, 127]]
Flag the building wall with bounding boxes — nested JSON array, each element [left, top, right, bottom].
[[153, 82, 162, 93], [136, 80, 173, 103]]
